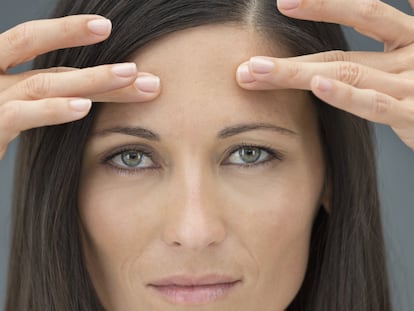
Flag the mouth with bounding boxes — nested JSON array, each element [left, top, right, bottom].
[[147, 275, 242, 305]]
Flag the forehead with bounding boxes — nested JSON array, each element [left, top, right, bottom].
[[95, 24, 315, 136]]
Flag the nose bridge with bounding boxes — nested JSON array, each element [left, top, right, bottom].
[[161, 157, 227, 249]]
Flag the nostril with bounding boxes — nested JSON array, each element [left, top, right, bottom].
[[161, 214, 227, 250]]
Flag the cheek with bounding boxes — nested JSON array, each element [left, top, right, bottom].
[[78, 150, 324, 310], [78, 176, 164, 307], [221, 161, 322, 309]]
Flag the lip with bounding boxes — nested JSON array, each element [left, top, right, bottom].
[[147, 275, 242, 305]]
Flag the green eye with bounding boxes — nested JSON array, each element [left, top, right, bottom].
[[105, 148, 156, 173], [226, 145, 276, 166], [121, 151, 144, 167], [238, 147, 261, 163]]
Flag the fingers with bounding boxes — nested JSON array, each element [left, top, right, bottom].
[[277, 0, 414, 48], [0, 67, 78, 92], [310, 75, 413, 130], [0, 97, 91, 160], [0, 63, 161, 103], [0, 15, 112, 72], [287, 48, 414, 74], [92, 73, 161, 103], [237, 56, 413, 99]]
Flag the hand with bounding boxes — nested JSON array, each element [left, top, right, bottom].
[[236, 0, 414, 152], [0, 15, 161, 159]]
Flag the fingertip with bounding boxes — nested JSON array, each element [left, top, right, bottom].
[[87, 18, 112, 37], [134, 75, 161, 94], [311, 75, 333, 93], [69, 98, 92, 113], [277, 0, 301, 11], [249, 56, 275, 74], [237, 64, 256, 84]]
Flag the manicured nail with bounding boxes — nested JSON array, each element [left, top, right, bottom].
[[312, 76, 333, 92], [87, 19, 112, 36], [135, 76, 160, 93], [237, 64, 255, 83], [112, 63, 137, 77], [277, 0, 301, 10], [250, 57, 275, 74], [70, 99, 92, 112]]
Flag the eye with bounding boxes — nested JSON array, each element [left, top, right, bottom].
[[225, 145, 281, 167], [109, 149, 155, 170]]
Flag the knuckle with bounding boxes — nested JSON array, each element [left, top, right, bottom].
[[325, 50, 350, 62], [371, 91, 392, 116], [21, 74, 51, 99], [285, 61, 301, 80], [6, 22, 35, 53], [51, 66, 75, 74], [336, 62, 363, 86], [0, 102, 21, 135], [61, 18, 72, 36], [304, 0, 328, 13], [358, 0, 380, 20], [60, 18, 77, 41], [394, 47, 414, 73], [404, 103, 414, 124]]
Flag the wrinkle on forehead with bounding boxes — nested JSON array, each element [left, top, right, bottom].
[[94, 24, 316, 140]]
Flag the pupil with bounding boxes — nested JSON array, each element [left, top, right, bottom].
[[239, 147, 260, 163], [121, 151, 142, 167]]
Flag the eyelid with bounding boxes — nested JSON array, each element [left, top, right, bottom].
[[100, 144, 155, 163], [222, 143, 284, 164], [99, 144, 161, 173], [100, 142, 284, 175]]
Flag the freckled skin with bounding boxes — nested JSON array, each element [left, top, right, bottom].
[[79, 24, 327, 311]]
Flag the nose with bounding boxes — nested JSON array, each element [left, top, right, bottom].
[[161, 167, 227, 250]]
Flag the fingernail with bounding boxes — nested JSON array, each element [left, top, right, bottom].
[[277, 0, 301, 10], [87, 19, 112, 36], [112, 63, 137, 77], [312, 76, 333, 92], [135, 76, 160, 93], [70, 99, 92, 112], [250, 57, 275, 74], [237, 64, 255, 83]]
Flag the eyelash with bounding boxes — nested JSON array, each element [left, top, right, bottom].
[[101, 145, 157, 176], [101, 143, 284, 176]]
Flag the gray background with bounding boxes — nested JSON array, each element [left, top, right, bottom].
[[0, 0, 413, 310]]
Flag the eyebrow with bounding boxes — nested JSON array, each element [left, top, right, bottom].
[[217, 123, 298, 138], [92, 126, 161, 141], [91, 122, 298, 140]]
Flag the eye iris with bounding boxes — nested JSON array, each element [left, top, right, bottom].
[[121, 151, 143, 167], [239, 147, 261, 163]]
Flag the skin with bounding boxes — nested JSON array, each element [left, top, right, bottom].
[[0, 15, 161, 159], [0, 0, 413, 158], [79, 25, 327, 311], [237, 0, 414, 152], [0, 0, 412, 309]]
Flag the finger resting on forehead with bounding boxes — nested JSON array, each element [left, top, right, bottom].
[[311, 77, 404, 126], [1, 64, 135, 102], [1, 67, 79, 92], [0, 15, 110, 71], [241, 58, 410, 99], [280, 0, 414, 46], [288, 45, 414, 75], [91, 84, 161, 103]]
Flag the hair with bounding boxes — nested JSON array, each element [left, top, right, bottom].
[[5, 0, 391, 310]]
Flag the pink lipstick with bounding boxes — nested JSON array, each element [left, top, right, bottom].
[[148, 275, 241, 305]]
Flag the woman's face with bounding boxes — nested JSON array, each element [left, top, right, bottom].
[[79, 24, 326, 311]]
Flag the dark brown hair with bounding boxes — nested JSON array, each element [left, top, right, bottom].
[[6, 0, 391, 310]]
